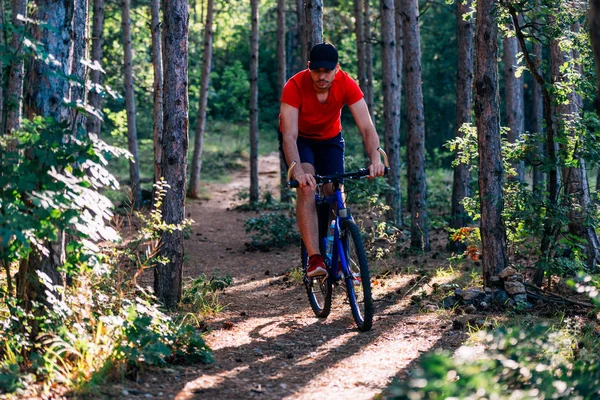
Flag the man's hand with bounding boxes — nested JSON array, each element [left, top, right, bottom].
[[368, 161, 386, 178], [294, 166, 317, 189]]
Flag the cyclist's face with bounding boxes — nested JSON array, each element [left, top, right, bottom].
[[309, 65, 339, 91]]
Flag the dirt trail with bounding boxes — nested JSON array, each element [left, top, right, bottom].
[[131, 153, 466, 400]]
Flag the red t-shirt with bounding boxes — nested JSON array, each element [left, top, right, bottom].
[[280, 69, 364, 140]]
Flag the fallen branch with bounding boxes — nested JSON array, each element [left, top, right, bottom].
[[524, 282, 594, 308]]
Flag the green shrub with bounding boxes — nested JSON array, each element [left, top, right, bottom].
[[244, 212, 300, 250], [181, 271, 233, 315]]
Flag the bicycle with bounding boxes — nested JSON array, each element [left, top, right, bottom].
[[287, 148, 389, 332]]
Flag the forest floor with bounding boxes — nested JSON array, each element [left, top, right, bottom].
[[102, 153, 478, 400]]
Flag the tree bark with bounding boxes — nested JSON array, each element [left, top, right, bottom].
[[277, 0, 291, 202], [364, 0, 375, 122], [156, 0, 189, 308], [250, 0, 260, 203], [305, 0, 323, 54], [24, 0, 72, 122], [503, 32, 524, 181], [122, 0, 142, 207], [297, 0, 308, 68], [5, 0, 27, 134], [449, 0, 474, 251], [394, 0, 403, 97], [475, 0, 508, 287], [508, 7, 559, 286], [151, 0, 164, 188], [380, 0, 402, 226], [70, 0, 89, 126], [591, 0, 600, 117], [551, 37, 600, 271], [591, 0, 600, 191], [87, 0, 105, 136], [188, 0, 214, 199], [531, 36, 545, 195], [402, 0, 429, 251], [355, 0, 366, 92]]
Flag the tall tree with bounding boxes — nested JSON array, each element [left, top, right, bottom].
[[531, 33, 545, 195], [151, 0, 164, 187], [551, 36, 600, 270], [70, 0, 88, 125], [87, 0, 105, 135], [503, 32, 524, 181], [475, 0, 508, 287], [5, 0, 28, 133], [297, 0, 307, 68], [449, 0, 474, 251], [394, 0, 403, 95], [305, 0, 323, 55], [277, 0, 291, 202], [507, 6, 559, 285], [249, 0, 259, 203], [380, 0, 402, 226], [402, 0, 429, 251], [122, 0, 141, 206], [156, 0, 189, 308], [364, 0, 375, 121], [591, 0, 600, 191], [355, 0, 366, 92], [188, 0, 214, 199]]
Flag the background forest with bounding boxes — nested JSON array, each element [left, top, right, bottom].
[[2, 0, 600, 398]]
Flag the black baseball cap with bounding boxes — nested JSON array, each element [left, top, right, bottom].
[[309, 43, 338, 70]]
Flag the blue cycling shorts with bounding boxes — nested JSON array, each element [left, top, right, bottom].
[[278, 131, 345, 176]]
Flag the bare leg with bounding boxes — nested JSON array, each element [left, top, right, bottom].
[[297, 163, 320, 256]]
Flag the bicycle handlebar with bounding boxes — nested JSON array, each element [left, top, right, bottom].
[[287, 168, 389, 188]]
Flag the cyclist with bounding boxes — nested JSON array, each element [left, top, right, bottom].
[[279, 42, 386, 278]]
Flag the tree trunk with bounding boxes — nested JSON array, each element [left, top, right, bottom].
[[87, 0, 105, 136], [402, 0, 429, 251], [70, 0, 88, 126], [394, 0, 403, 97], [24, 0, 72, 121], [591, 0, 600, 117], [305, 0, 323, 54], [355, 0, 366, 92], [5, 0, 27, 134], [449, 0, 474, 251], [156, 0, 189, 308], [591, 0, 600, 191], [364, 0, 375, 122], [122, 0, 142, 207], [250, 0, 260, 203], [503, 32, 524, 181], [380, 0, 402, 226], [188, 0, 214, 199], [277, 0, 291, 202], [508, 6, 559, 286], [151, 0, 164, 188], [475, 0, 508, 287], [531, 36, 545, 195], [297, 0, 308, 68], [0, 3, 4, 132], [551, 37, 600, 271]]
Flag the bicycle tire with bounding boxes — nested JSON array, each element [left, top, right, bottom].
[[301, 240, 332, 318], [341, 219, 374, 331]]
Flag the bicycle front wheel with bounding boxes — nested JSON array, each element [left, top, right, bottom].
[[301, 240, 332, 318], [341, 220, 374, 331]]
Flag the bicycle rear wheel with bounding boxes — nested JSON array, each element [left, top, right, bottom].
[[341, 220, 373, 331], [301, 240, 332, 318]]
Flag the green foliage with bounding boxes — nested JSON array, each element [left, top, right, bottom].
[[181, 272, 233, 315], [386, 277, 600, 399], [244, 212, 300, 250], [209, 60, 250, 121], [0, 123, 211, 395]]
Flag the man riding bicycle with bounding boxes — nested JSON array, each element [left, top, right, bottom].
[[279, 42, 386, 278]]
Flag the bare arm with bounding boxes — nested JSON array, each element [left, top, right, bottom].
[[280, 102, 316, 188], [349, 98, 385, 177]]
